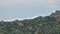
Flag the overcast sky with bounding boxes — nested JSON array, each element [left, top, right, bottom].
[[0, 0, 60, 21]]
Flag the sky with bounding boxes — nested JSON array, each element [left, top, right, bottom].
[[0, 0, 60, 21]]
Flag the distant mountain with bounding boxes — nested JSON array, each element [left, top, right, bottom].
[[0, 10, 60, 34]]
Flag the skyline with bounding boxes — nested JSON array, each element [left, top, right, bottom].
[[0, 0, 60, 21]]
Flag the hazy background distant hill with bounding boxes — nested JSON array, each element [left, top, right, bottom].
[[0, 10, 60, 34]]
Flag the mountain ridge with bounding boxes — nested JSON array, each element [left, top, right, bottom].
[[0, 10, 60, 34]]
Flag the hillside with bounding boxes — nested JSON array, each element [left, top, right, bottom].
[[0, 10, 60, 34]]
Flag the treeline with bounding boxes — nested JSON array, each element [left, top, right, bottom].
[[0, 10, 60, 34]]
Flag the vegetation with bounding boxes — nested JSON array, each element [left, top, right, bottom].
[[0, 10, 60, 34]]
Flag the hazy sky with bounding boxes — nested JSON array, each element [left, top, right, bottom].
[[0, 0, 60, 20]]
